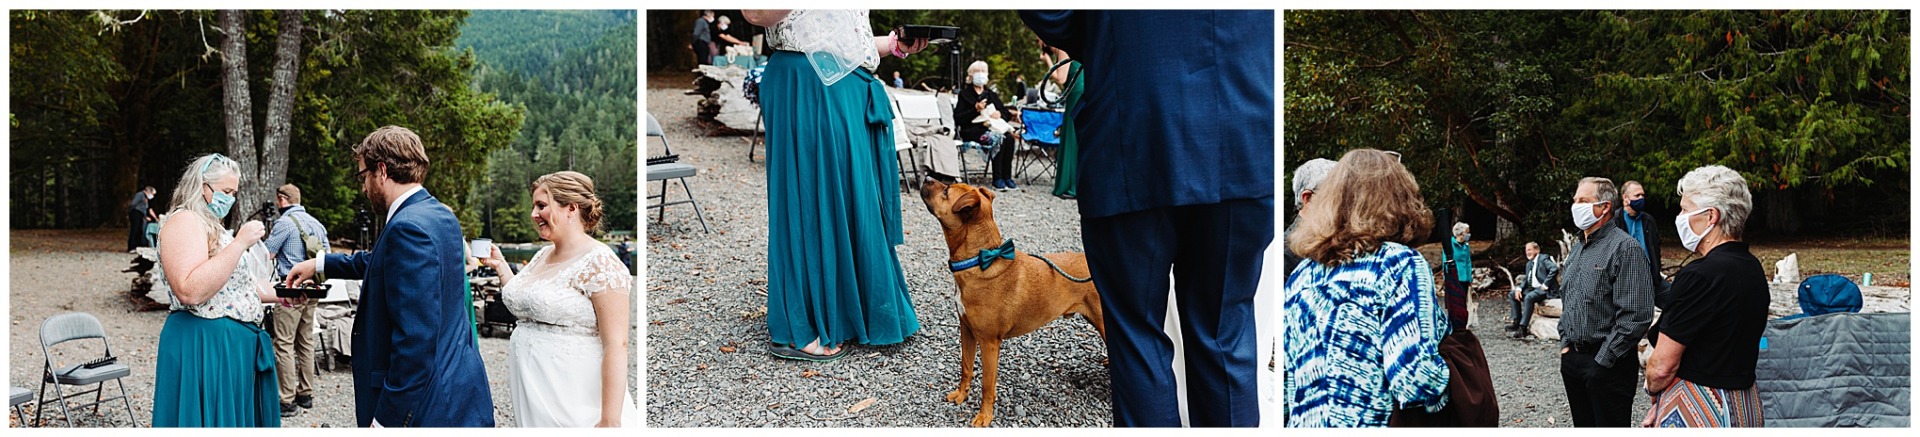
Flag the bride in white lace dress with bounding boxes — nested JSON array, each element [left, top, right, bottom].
[[481, 171, 638, 427]]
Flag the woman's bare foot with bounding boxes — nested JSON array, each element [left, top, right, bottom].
[[799, 338, 842, 356]]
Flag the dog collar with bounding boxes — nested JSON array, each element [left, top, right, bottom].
[[950, 239, 1016, 272]]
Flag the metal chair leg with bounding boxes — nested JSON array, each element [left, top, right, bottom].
[[51, 381, 72, 427], [749, 110, 763, 162], [678, 177, 712, 233], [117, 378, 136, 426], [655, 180, 670, 223], [33, 376, 47, 426]]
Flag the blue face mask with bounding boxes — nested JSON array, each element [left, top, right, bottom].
[[1628, 198, 1647, 213], [198, 155, 236, 219], [206, 184, 235, 219]]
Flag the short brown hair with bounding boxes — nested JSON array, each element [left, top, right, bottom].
[[276, 184, 301, 204], [1287, 148, 1434, 266], [533, 171, 604, 232], [352, 126, 430, 184]]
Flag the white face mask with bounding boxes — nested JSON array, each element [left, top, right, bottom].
[[972, 73, 989, 86], [1675, 207, 1716, 252], [1570, 201, 1605, 231]]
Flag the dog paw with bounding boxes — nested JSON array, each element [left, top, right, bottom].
[[944, 390, 968, 404], [969, 412, 994, 427]]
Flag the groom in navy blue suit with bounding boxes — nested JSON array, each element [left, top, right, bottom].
[[1023, 10, 1275, 427], [286, 126, 494, 427]]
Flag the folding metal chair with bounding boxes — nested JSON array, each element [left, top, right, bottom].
[[11, 386, 33, 427], [646, 113, 712, 233], [35, 312, 138, 427]]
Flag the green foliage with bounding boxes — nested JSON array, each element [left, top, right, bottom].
[[1286, 10, 1909, 247], [459, 10, 638, 243], [10, 10, 525, 235], [289, 10, 524, 234], [9, 10, 128, 228]]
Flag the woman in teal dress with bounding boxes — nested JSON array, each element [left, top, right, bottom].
[[152, 153, 283, 426], [744, 10, 930, 361]]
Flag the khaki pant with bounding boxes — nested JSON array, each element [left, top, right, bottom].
[[272, 301, 317, 404]]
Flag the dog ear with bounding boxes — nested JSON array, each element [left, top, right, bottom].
[[980, 187, 996, 201], [952, 189, 981, 216]]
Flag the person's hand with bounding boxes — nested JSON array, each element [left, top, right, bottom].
[[1512, 290, 1521, 301], [897, 35, 929, 56], [234, 220, 267, 247], [483, 245, 510, 271], [595, 418, 619, 428], [1640, 405, 1659, 427], [1560, 347, 1570, 355], [284, 258, 319, 288], [974, 99, 987, 111]]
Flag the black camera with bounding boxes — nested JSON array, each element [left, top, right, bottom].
[[250, 201, 279, 234]]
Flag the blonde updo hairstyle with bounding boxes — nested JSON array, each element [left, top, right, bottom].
[[533, 171, 604, 233]]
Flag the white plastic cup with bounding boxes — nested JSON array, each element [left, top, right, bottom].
[[470, 239, 493, 258], [1863, 272, 1873, 287]]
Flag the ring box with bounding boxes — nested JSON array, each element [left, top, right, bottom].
[[274, 283, 332, 299]]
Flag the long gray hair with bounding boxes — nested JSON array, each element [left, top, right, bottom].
[[162, 153, 240, 253]]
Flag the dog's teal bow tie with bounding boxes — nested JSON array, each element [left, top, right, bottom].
[[949, 239, 1016, 272]]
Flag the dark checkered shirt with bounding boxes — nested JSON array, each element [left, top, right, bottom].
[[1557, 225, 1656, 367]]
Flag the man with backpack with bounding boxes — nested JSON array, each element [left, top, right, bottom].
[[266, 183, 331, 417]]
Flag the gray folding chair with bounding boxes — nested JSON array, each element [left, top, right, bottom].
[[11, 386, 33, 427], [646, 113, 712, 233], [36, 312, 137, 427]]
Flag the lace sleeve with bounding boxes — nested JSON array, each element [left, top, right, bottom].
[[569, 248, 633, 297]]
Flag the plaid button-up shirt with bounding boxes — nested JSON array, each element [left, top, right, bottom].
[[1558, 225, 1656, 368]]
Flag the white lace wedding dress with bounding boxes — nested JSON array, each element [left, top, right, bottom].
[[503, 244, 639, 427]]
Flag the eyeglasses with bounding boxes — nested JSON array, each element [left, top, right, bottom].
[[355, 161, 381, 179]]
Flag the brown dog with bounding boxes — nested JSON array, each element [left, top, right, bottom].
[[917, 179, 1105, 427]]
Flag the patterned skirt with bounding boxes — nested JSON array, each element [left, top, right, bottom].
[[1652, 378, 1764, 427]]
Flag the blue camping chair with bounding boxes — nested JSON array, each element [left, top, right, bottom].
[[1014, 107, 1065, 185]]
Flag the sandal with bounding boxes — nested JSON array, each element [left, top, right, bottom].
[[769, 342, 850, 362]]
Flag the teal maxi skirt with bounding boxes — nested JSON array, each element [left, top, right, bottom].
[[152, 311, 280, 427], [762, 50, 921, 349]]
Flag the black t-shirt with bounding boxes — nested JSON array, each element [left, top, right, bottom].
[[1655, 241, 1770, 389], [954, 86, 1010, 142]]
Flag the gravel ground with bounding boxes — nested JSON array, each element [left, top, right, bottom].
[[644, 85, 1116, 427], [7, 229, 639, 428], [1474, 294, 1653, 427]]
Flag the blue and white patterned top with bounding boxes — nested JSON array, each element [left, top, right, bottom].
[[1284, 242, 1450, 427]]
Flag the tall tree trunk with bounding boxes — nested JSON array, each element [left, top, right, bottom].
[[217, 10, 256, 226], [255, 10, 304, 211]]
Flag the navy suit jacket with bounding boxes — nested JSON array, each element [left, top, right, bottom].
[[326, 189, 494, 427], [1021, 10, 1276, 219]]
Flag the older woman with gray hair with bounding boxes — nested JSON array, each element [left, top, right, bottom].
[[1640, 165, 1769, 427], [1447, 222, 1473, 283], [1284, 158, 1338, 280]]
